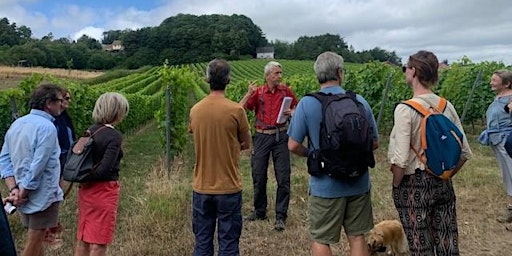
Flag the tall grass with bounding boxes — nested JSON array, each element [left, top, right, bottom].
[[4, 123, 512, 255]]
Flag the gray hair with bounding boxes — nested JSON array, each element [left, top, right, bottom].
[[92, 92, 129, 125], [313, 51, 344, 84], [264, 61, 282, 76], [494, 69, 512, 87]]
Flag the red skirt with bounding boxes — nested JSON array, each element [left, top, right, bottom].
[[77, 181, 120, 245]]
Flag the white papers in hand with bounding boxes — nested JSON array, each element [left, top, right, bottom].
[[276, 97, 292, 124]]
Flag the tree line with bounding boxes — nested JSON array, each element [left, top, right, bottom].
[[0, 14, 401, 71]]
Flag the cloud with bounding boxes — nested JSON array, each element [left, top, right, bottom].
[[1, 0, 511, 64], [73, 26, 104, 41]]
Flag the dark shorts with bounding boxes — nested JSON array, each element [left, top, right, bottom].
[[308, 192, 373, 244], [20, 202, 59, 230]]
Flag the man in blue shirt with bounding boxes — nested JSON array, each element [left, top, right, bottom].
[[288, 52, 379, 256], [0, 83, 65, 256]]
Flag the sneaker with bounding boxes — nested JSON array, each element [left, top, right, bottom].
[[244, 212, 268, 221], [274, 219, 285, 231], [496, 208, 512, 223]]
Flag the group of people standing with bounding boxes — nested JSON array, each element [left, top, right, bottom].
[[0, 85, 129, 256], [189, 50, 511, 256], [2, 51, 511, 256]]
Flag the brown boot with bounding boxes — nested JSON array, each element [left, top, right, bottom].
[[496, 208, 512, 223]]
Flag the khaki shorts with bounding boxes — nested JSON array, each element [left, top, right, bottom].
[[20, 202, 59, 230], [308, 192, 373, 244]]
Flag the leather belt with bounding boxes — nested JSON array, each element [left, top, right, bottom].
[[256, 127, 287, 135]]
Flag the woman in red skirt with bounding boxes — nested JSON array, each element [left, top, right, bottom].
[[74, 92, 129, 256]]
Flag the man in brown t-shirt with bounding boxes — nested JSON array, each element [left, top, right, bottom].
[[189, 59, 251, 255]]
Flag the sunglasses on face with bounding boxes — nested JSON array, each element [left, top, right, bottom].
[[402, 66, 413, 73]]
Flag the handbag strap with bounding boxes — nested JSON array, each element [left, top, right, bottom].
[[89, 125, 108, 138], [63, 125, 109, 200]]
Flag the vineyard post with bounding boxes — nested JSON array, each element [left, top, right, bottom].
[[165, 85, 172, 175], [376, 73, 392, 130], [10, 96, 20, 121], [460, 69, 482, 123]]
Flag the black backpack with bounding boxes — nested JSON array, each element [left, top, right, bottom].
[[62, 126, 107, 183], [306, 91, 375, 179]]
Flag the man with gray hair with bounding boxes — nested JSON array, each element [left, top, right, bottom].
[[288, 52, 379, 255], [239, 61, 298, 231]]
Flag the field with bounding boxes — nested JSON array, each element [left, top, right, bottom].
[[3, 64, 512, 255], [0, 65, 104, 89]]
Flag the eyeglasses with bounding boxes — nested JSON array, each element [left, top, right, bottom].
[[64, 96, 71, 101], [402, 66, 413, 73]]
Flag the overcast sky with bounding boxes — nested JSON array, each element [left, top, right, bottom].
[[1, 0, 510, 65]]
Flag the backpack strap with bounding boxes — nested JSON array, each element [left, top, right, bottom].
[[401, 100, 431, 169], [401, 100, 430, 117]]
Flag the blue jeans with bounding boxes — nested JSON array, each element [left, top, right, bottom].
[[192, 191, 242, 256]]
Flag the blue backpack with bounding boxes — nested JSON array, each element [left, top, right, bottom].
[[402, 98, 463, 180]]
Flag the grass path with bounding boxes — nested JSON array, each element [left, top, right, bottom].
[[7, 121, 512, 255]]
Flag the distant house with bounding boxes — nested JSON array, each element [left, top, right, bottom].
[[17, 60, 32, 67], [439, 61, 450, 69], [256, 47, 274, 59], [102, 40, 124, 52]]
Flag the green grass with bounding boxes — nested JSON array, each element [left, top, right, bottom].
[[5, 122, 512, 255]]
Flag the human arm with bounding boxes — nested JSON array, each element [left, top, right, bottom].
[[239, 131, 251, 150], [288, 138, 309, 157], [388, 104, 413, 186], [239, 81, 257, 110], [358, 95, 379, 150], [23, 126, 58, 191], [89, 135, 122, 180], [287, 100, 312, 157], [1, 143, 26, 205], [238, 107, 252, 150]]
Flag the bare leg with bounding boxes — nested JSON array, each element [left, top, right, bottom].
[[311, 241, 332, 256], [74, 240, 90, 256], [23, 228, 45, 256], [90, 244, 108, 256], [347, 235, 369, 256]]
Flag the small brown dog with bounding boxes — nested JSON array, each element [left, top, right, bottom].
[[366, 220, 409, 256]]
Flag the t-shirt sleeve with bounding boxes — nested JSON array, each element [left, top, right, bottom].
[[287, 100, 308, 144]]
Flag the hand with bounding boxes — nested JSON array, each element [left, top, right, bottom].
[[11, 187, 28, 206], [247, 81, 257, 95], [507, 102, 512, 113], [285, 108, 295, 117]]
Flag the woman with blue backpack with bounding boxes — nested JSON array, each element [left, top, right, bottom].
[[388, 50, 473, 255]]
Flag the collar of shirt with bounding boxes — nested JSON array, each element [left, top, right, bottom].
[[262, 83, 286, 94], [320, 85, 344, 94], [30, 109, 56, 122]]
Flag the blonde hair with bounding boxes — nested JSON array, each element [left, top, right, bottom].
[[92, 92, 129, 124]]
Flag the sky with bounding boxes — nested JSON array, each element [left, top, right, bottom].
[[0, 0, 511, 65]]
